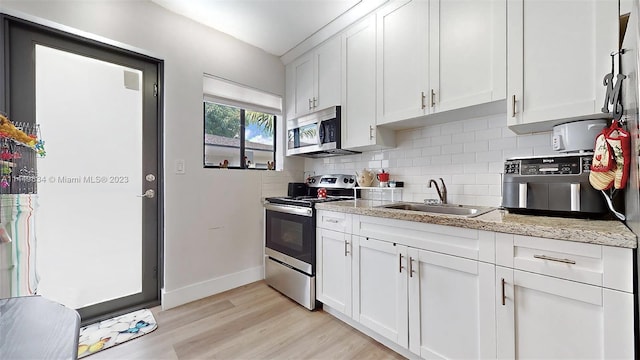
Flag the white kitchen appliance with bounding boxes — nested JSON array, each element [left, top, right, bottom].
[[552, 119, 607, 153]]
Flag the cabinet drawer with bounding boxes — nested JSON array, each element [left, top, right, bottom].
[[496, 234, 633, 292], [317, 210, 352, 233], [353, 215, 495, 262]]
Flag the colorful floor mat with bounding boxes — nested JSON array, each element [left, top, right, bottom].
[[78, 308, 157, 358]]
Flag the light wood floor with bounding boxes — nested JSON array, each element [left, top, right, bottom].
[[90, 281, 406, 359]]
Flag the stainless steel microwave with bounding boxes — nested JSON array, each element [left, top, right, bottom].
[[286, 106, 359, 158]]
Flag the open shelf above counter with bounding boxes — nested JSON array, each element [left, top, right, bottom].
[[354, 186, 403, 202]]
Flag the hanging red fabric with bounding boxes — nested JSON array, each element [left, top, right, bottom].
[[605, 119, 630, 190]]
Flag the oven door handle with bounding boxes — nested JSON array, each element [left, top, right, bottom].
[[265, 203, 313, 217]]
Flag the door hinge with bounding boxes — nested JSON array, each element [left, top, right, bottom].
[[153, 83, 158, 97]]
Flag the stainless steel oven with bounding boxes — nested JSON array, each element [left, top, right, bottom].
[[264, 203, 316, 310], [263, 174, 357, 310]]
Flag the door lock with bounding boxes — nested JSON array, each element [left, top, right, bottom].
[[138, 189, 155, 198]]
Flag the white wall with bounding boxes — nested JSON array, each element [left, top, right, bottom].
[[305, 113, 554, 207], [1, 0, 304, 309]]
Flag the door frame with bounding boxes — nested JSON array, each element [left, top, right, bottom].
[[0, 14, 164, 324]]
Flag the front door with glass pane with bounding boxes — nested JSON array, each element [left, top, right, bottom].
[[4, 17, 161, 322]]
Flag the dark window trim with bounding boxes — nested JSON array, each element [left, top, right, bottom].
[[203, 101, 276, 170]]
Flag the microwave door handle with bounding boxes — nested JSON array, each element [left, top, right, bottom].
[[317, 122, 324, 145], [293, 128, 300, 148]]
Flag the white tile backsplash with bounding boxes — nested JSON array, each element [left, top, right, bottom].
[[304, 113, 554, 206]]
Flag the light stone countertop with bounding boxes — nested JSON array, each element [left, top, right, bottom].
[[315, 200, 638, 249]]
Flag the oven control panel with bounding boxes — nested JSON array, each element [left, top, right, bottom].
[[504, 155, 592, 176], [307, 174, 357, 188]]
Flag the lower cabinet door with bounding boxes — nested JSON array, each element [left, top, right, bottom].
[[352, 236, 409, 348], [316, 228, 352, 316], [408, 247, 496, 358], [496, 267, 635, 359]]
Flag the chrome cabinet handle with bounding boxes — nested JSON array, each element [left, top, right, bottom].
[[313, 97, 317, 108], [511, 95, 517, 117], [326, 219, 339, 223], [421, 92, 426, 109], [533, 254, 576, 264], [399, 253, 405, 273], [430, 89, 435, 108], [308, 98, 313, 110], [137, 189, 155, 198], [409, 256, 415, 277], [344, 240, 350, 256], [501, 278, 506, 306], [369, 125, 374, 140]]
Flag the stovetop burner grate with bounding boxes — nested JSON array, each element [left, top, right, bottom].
[[265, 195, 354, 207]]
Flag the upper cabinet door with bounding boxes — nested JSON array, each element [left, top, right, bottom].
[[342, 16, 378, 149], [376, 0, 429, 125], [314, 36, 342, 111], [507, 0, 618, 133], [430, 0, 506, 113], [286, 53, 314, 120], [285, 37, 341, 120]]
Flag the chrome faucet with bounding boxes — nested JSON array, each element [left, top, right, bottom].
[[428, 178, 447, 204]]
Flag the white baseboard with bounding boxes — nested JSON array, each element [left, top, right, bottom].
[[323, 305, 418, 360], [161, 265, 263, 310]]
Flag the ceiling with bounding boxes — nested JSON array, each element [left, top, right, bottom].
[[151, 0, 362, 57]]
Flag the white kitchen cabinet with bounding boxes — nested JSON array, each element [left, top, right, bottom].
[[507, 0, 618, 134], [285, 36, 341, 120], [351, 215, 496, 356], [376, 0, 429, 124], [314, 37, 342, 112], [375, 0, 505, 125], [352, 236, 408, 348], [430, 0, 506, 113], [316, 228, 352, 316], [408, 247, 496, 358], [496, 267, 634, 359], [317, 210, 636, 359], [342, 15, 395, 151], [495, 233, 635, 359], [285, 53, 313, 120]]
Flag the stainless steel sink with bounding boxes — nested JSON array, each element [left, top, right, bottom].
[[378, 203, 496, 217]]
